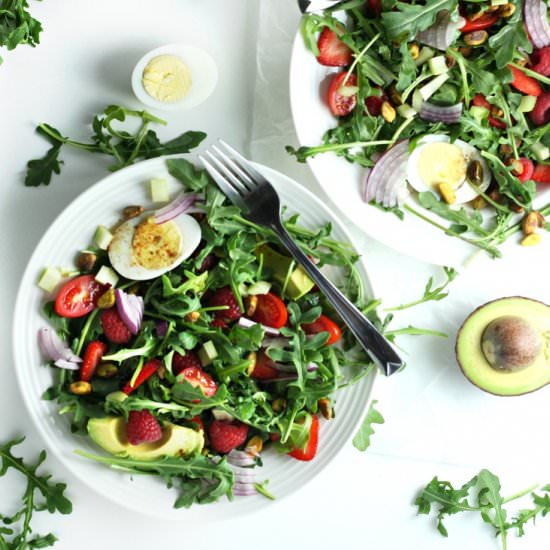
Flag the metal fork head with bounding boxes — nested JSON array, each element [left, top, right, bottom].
[[198, 140, 281, 228]]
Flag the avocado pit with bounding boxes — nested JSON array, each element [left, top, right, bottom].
[[481, 315, 542, 371]]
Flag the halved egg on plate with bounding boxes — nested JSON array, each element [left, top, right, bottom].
[[406, 134, 491, 204], [108, 213, 201, 281]]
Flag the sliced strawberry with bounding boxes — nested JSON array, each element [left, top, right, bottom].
[[288, 415, 319, 462], [514, 158, 535, 182], [316, 27, 352, 67], [177, 366, 218, 397], [250, 350, 279, 380], [533, 164, 550, 183], [508, 65, 542, 97], [531, 47, 550, 77], [530, 92, 550, 126], [208, 420, 248, 454], [79, 340, 107, 382], [122, 359, 161, 395], [327, 72, 357, 117]]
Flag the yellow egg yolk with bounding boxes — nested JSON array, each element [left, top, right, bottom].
[[417, 142, 467, 190], [132, 218, 181, 269], [142, 55, 192, 102]]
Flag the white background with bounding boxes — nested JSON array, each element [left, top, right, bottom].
[[1, 1, 550, 549]]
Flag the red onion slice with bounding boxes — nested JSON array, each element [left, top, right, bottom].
[[417, 11, 465, 50], [233, 483, 258, 496], [525, 0, 550, 48], [115, 289, 144, 335], [154, 192, 203, 224], [54, 359, 80, 370], [363, 140, 410, 208], [420, 101, 463, 122], [227, 450, 256, 467], [38, 327, 82, 365], [237, 317, 280, 336]]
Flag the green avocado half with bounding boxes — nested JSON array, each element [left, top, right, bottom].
[[456, 297, 550, 396], [87, 416, 204, 460]]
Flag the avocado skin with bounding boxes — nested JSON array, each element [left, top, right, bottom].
[[87, 416, 204, 459], [455, 296, 550, 396]]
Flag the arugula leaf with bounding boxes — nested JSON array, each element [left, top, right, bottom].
[[166, 158, 211, 191], [416, 469, 550, 547], [488, 20, 532, 69], [75, 449, 234, 508], [352, 400, 384, 451], [381, 0, 458, 40], [0, 437, 72, 549], [0, 0, 43, 64], [24, 107, 206, 186]]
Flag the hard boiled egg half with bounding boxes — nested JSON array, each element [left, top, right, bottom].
[[108, 213, 201, 281], [406, 134, 491, 204]]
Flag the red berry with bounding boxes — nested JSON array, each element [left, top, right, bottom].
[[365, 95, 383, 116], [100, 307, 132, 344], [172, 351, 202, 375], [533, 164, 550, 184], [531, 46, 550, 77], [211, 318, 228, 329], [316, 27, 352, 67], [79, 340, 107, 381], [126, 410, 162, 446], [208, 420, 248, 454], [207, 286, 242, 322], [530, 92, 550, 126]]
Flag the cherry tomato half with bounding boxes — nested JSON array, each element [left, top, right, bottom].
[[302, 314, 342, 345], [288, 415, 319, 462], [250, 350, 279, 380], [327, 72, 357, 117], [252, 293, 288, 329], [54, 274, 104, 318]]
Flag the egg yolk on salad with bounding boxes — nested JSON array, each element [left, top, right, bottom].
[[417, 142, 467, 190], [142, 54, 192, 102], [132, 218, 181, 269]]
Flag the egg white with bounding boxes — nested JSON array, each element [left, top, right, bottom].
[[406, 134, 491, 205], [131, 43, 218, 111], [108, 213, 201, 281]]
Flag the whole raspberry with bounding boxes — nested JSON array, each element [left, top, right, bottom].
[[207, 286, 242, 322], [100, 307, 131, 344], [208, 420, 248, 454], [172, 350, 202, 375], [126, 410, 162, 446]]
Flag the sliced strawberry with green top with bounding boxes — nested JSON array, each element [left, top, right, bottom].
[[316, 27, 353, 67], [79, 340, 107, 381]]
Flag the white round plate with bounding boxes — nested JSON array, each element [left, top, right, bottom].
[[13, 155, 376, 520], [289, 32, 550, 268]]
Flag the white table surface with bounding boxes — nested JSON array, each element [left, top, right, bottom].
[[1, 1, 550, 549]]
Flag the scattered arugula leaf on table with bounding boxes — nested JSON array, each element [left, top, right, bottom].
[[416, 469, 550, 549], [0, 436, 72, 550], [24, 105, 206, 187], [352, 400, 384, 451], [0, 0, 43, 65]]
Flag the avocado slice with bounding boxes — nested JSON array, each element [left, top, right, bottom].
[[455, 297, 550, 396], [87, 416, 204, 459], [257, 245, 314, 300]]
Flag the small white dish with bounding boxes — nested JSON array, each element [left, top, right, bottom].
[[131, 43, 218, 111]]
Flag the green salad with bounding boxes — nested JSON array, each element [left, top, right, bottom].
[[36, 157, 378, 508], [290, 0, 550, 257]]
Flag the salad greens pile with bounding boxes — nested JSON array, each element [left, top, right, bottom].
[[25, 105, 206, 187], [39, 156, 381, 507], [416, 469, 550, 549], [0, 0, 42, 65], [0, 437, 72, 550], [290, 0, 550, 257]]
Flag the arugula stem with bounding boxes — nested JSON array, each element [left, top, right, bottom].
[[388, 116, 415, 148], [75, 309, 99, 355], [502, 483, 540, 504], [344, 32, 381, 86], [37, 123, 98, 152], [384, 327, 447, 338]]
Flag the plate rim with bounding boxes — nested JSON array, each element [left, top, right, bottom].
[[12, 154, 378, 519]]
